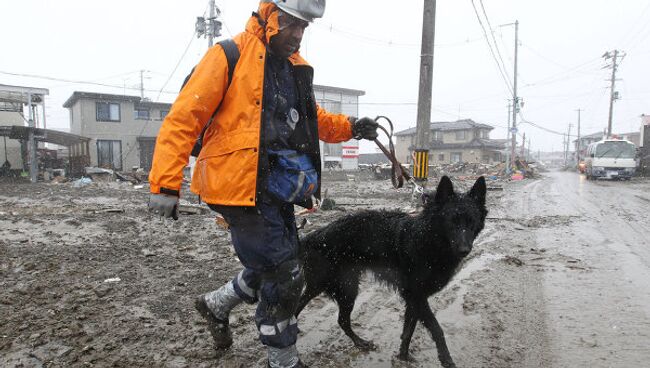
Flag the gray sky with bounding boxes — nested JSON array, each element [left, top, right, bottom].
[[2, 0, 649, 153]]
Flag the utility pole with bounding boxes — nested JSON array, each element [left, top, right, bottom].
[[196, 0, 222, 48], [520, 132, 526, 157], [208, 0, 217, 47], [140, 70, 145, 99], [564, 123, 572, 167], [563, 133, 568, 167], [511, 20, 520, 169], [505, 101, 511, 174], [575, 109, 582, 162], [26, 93, 38, 183], [603, 50, 623, 138], [413, 0, 437, 183]]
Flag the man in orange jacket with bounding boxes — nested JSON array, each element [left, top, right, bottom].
[[148, 1, 378, 367]]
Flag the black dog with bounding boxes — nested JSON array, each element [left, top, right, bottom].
[[296, 176, 487, 368]]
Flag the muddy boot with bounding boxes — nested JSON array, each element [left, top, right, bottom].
[[267, 345, 307, 368], [195, 281, 242, 349]]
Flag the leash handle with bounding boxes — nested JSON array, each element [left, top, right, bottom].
[[373, 116, 413, 189]]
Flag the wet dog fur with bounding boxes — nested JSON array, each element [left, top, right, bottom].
[[296, 176, 487, 368]]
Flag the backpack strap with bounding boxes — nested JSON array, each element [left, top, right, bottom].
[[189, 39, 240, 157]]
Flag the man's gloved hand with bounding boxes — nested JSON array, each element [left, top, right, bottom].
[[148, 193, 179, 220], [351, 117, 379, 140]]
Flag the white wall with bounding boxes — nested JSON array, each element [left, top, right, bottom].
[[0, 111, 25, 169], [641, 115, 650, 148]]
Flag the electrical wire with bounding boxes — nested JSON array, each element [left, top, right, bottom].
[[0, 70, 179, 96], [155, 31, 197, 102], [120, 31, 200, 164], [521, 57, 602, 89], [470, 0, 513, 95], [479, 0, 513, 88], [313, 22, 482, 49], [620, 1, 650, 51]]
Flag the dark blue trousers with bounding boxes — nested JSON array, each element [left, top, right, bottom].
[[211, 195, 299, 349]]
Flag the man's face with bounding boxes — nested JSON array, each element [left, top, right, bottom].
[[269, 11, 309, 58]]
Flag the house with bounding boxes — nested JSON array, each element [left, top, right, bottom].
[[63, 84, 364, 172], [641, 114, 650, 148], [573, 132, 605, 160], [63, 92, 172, 171], [394, 119, 505, 165]]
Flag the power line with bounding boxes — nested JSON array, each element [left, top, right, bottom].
[[314, 22, 482, 49], [155, 31, 197, 102], [126, 30, 200, 163], [0, 70, 179, 96], [470, 0, 513, 95], [620, 1, 650, 51], [479, 0, 513, 88], [521, 56, 602, 88]]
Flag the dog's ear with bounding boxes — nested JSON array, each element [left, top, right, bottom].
[[434, 176, 454, 204], [469, 176, 486, 206]]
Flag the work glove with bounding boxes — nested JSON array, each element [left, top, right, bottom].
[[351, 117, 379, 140], [148, 193, 179, 220]]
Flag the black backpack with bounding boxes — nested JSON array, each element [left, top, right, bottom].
[[181, 39, 240, 157]]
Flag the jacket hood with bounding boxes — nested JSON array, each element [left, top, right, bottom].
[[245, 2, 308, 66]]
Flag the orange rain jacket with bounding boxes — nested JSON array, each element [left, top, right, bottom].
[[149, 3, 354, 206]]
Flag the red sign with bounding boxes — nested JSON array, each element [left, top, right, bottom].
[[342, 146, 359, 159]]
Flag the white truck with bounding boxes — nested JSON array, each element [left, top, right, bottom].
[[584, 139, 637, 180]]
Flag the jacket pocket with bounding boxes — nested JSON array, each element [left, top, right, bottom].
[[197, 131, 259, 205]]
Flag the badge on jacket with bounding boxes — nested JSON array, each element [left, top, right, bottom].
[[287, 107, 299, 130]]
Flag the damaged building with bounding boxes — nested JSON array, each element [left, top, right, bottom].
[[1, 84, 90, 181]]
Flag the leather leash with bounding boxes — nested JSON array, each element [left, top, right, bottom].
[[373, 116, 423, 193]]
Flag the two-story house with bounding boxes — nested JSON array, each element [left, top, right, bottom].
[[63, 92, 172, 171], [395, 119, 505, 165], [64, 85, 364, 172]]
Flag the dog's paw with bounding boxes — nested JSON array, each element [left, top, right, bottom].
[[354, 338, 376, 351]]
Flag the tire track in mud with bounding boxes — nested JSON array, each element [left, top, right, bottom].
[[453, 177, 554, 368], [501, 173, 650, 367]]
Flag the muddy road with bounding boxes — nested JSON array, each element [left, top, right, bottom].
[[1, 171, 649, 367]]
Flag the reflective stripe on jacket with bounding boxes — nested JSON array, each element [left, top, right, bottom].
[[149, 3, 353, 206]]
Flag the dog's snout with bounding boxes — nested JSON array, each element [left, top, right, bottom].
[[458, 248, 471, 257]]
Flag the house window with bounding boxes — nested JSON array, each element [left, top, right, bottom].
[[160, 110, 169, 120], [451, 152, 463, 163], [433, 131, 443, 141], [481, 130, 489, 139], [97, 140, 122, 170], [455, 131, 466, 140], [438, 154, 445, 161], [96, 102, 120, 122], [134, 107, 150, 120]]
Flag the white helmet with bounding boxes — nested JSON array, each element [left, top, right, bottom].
[[265, 0, 326, 23]]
